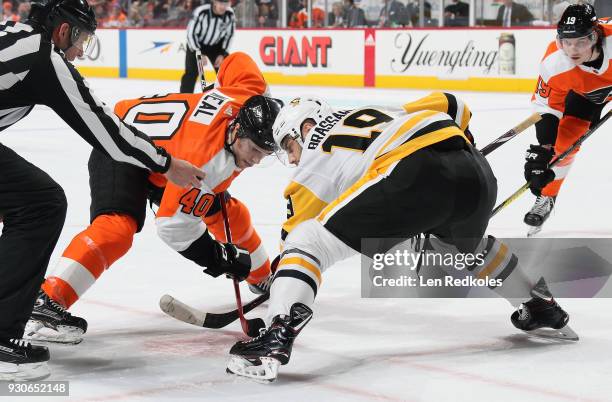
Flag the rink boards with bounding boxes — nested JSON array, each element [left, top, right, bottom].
[[75, 27, 555, 93]]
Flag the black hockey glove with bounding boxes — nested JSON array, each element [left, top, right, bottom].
[[203, 242, 251, 281], [524, 144, 555, 196]]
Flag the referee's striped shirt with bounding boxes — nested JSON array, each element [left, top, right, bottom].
[[186, 4, 235, 52], [0, 20, 170, 173]]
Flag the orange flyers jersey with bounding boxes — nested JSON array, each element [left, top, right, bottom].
[[532, 22, 612, 118], [113, 52, 267, 252]]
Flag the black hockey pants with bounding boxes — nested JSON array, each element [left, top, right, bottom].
[[0, 143, 67, 339]]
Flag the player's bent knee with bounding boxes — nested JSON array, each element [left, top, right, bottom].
[[283, 220, 355, 272]]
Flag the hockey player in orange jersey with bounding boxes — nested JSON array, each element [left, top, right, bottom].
[[24, 52, 282, 344], [524, 4, 612, 235]]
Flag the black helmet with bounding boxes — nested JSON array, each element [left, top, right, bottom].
[[557, 4, 597, 39], [233, 96, 283, 152], [29, 0, 96, 34]]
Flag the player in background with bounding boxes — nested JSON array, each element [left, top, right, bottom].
[[525, 4, 611, 235], [0, 0, 203, 380], [226, 94, 575, 382], [25, 52, 281, 345]]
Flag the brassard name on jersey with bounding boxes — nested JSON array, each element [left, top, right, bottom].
[[189, 90, 233, 125], [307, 110, 351, 150]]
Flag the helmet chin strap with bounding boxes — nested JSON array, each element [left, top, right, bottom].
[[225, 122, 238, 162]]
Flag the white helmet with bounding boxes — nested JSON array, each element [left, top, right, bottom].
[[272, 96, 332, 150]]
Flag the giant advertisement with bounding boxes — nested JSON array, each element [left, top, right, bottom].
[[75, 28, 557, 92], [123, 29, 364, 86]]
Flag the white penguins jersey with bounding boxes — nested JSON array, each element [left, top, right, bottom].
[[280, 92, 473, 243]]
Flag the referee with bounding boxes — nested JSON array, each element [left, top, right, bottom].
[[180, 0, 235, 93], [0, 0, 203, 380]]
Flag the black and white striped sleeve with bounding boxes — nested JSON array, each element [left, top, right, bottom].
[[39, 49, 171, 173], [221, 12, 235, 51], [186, 5, 209, 51]]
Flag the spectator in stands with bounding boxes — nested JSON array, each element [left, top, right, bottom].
[[408, 0, 431, 26], [378, 0, 406, 27], [152, 0, 169, 24], [234, 0, 258, 27], [257, 0, 278, 27], [496, 0, 534, 27], [128, 0, 145, 26], [328, 1, 344, 27], [444, 0, 469, 26], [1, 1, 17, 22], [290, 0, 324, 28], [104, 4, 128, 28], [93, 3, 109, 25], [344, 0, 366, 27], [167, 0, 192, 26], [552, 1, 571, 24], [17, 1, 30, 22], [287, 0, 302, 25]]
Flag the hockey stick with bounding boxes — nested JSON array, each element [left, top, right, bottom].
[[158, 113, 542, 329], [159, 293, 269, 329], [491, 110, 612, 217], [195, 50, 207, 91], [220, 192, 266, 337], [480, 113, 541, 156]]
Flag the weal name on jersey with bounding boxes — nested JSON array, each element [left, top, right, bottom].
[[190, 90, 233, 126], [307, 109, 351, 150]]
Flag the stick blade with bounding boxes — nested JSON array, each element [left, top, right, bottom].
[[159, 294, 206, 327]]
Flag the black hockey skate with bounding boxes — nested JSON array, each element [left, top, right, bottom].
[[226, 303, 313, 382], [524, 195, 555, 236], [511, 280, 578, 341], [25, 290, 88, 345], [0, 338, 50, 381]]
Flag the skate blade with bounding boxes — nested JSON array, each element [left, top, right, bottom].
[[0, 361, 50, 381], [25, 321, 84, 345], [527, 225, 542, 237], [226, 356, 280, 383], [525, 325, 579, 342]]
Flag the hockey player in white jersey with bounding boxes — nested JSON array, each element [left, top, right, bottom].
[[226, 93, 576, 382]]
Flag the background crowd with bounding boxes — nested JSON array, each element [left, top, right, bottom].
[[0, 0, 609, 29]]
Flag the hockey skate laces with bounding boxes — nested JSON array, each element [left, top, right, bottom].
[[531, 196, 553, 215], [10, 339, 31, 348]]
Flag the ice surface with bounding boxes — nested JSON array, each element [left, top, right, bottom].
[[2, 78, 611, 401]]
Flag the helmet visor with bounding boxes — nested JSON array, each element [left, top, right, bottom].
[[70, 26, 97, 57], [557, 32, 596, 51]]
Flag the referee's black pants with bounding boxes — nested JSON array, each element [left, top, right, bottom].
[[179, 45, 227, 93], [0, 143, 67, 339]]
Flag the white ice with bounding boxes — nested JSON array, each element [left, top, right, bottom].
[[2, 78, 612, 402]]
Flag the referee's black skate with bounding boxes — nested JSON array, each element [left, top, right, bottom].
[[0, 338, 50, 381], [226, 303, 313, 382], [25, 290, 88, 345], [524, 195, 555, 236], [511, 295, 578, 341]]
